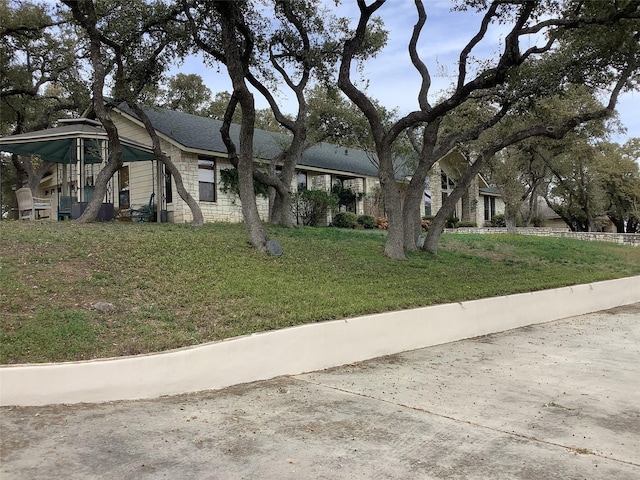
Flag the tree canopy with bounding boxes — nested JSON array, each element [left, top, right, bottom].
[[1, 0, 89, 209]]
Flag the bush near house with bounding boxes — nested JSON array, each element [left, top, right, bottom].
[[357, 214, 377, 229], [458, 221, 477, 228], [333, 211, 358, 228], [294, 189, 338, 226], [446, 216, 460, 228], [491, 214, 506, 227], [422, 218, 431, 231]]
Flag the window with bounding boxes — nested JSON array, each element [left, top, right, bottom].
[[296, 171, 307, 191], [441, 171, 455, 191], [118, 166, 130, 209], [424, 190, 432, 216], [441, 172, 458, 218], [198, 158, 216, 202], [484, 196, 496, 221]]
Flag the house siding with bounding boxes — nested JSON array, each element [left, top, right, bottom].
[[111, 111, 272, 224]]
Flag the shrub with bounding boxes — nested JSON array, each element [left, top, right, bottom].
[[445, 216, 459, 228], [421, 219, 431, 231], [458, 221, 477, 228], [333, 211, 358, 229], [331, 183, 362, 211], [293, 189, 338, 226], [357, 214, 377, 229], [491, 214, 506, 227], [376, 217, 388, 230]]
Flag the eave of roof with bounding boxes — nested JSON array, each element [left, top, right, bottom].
[[479, 186, 502, 196]]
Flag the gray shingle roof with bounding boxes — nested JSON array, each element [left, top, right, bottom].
[[120, 104, 380, 178]]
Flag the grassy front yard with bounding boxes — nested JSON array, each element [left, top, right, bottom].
[[2, 221, 639, 364]]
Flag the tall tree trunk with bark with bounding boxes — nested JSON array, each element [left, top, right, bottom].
[[424, 152, 488, 254], [268, 160, 296, 227], [505, 202, 519, 232], [378, 146, 406, 259], [338, 0, 407, 260], [402, 122, 441, 251], [130, 104, 204, 226], [77, 50, 122, 222], [243, 0, 317, 229], [12, 154, 52, 193], [63, 0, 122, 223], [217, 2, 268, 251]]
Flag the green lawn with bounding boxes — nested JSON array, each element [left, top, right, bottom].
[[1, 221, 639, 364]]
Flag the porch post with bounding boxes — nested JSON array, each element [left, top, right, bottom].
[[155, 159, 164, 223], [76, 138, 83, 203]]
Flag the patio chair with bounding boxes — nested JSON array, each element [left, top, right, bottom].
[[16, 187, 52, 220], [58, 195, 73, 221], [129, 192, 155, 222]]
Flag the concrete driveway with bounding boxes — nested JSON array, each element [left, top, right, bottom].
[[1, 303, 639, 479]]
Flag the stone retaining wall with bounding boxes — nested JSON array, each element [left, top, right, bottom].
[[443, 227, 640, 246]]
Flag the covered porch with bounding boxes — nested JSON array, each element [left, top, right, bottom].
[[0, 118, 165, 221]]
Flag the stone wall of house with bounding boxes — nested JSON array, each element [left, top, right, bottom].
[[443, 227, 640, 246], [172, 153, 269, 224], [465, 177, 479, 225], [308, 173, 328, 190], [429, 162, 442, 217], [111, 111, 269, 224], [429, 160, 465, 222]]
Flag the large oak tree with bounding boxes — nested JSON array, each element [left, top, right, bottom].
[[338, 0, 640, 258], [1, 1, 89, 206], [61, 0, 204, 225]]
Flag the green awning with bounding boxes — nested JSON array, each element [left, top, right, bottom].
[[0, 119, 156, 163]]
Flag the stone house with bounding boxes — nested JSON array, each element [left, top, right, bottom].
[[6, 105, 503, 225], [109, 105, 382, 224], [427, 150, 505, 227]]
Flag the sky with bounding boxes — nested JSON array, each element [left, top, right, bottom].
[[172, 0, 640, 148]]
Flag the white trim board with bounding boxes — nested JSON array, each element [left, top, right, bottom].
[[1, 276, 638, 407]]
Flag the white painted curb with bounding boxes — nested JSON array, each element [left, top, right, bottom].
[[1, 276, 639, 407]]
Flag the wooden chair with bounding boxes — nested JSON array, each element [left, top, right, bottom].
[[129, 193, 155, 222], [16, 187, 52, 220]]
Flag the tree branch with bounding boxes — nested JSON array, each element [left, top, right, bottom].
[[456, 1, 499, 92], [410, 0, 431, 111], [338, 0, 386, 142]]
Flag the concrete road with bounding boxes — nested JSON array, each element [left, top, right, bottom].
[[1, 304, 639, 479]]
